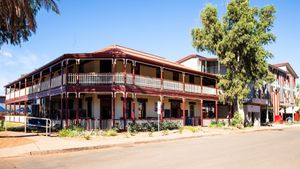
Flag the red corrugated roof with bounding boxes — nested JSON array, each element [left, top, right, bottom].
[[5, 45, 218, 87]]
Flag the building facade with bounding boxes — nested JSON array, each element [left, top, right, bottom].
[[4, 45, 220, 129], [178, 55, 298, 126]]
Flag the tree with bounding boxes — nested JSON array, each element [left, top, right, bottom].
[[0, 0, 59, 47], [192, 0, 275, 118]]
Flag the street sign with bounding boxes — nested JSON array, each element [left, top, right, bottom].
[[157, 101, 161, 114]]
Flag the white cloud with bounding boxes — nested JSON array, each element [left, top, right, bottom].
[[0, 49, 51, 95], [0, 75, 15, 96], [0, 50, 12, 58]]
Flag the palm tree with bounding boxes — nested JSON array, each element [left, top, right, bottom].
[[0, 0, 59, 46]]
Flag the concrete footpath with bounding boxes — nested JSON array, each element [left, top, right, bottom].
[[1, 124, 299, 158]]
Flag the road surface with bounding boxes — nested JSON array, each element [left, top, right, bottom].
[[2, 127, 300, 169]]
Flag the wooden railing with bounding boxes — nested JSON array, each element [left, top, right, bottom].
[[68, 73, 76, 84], [51, 76, 62, 88], [5, 73, 218, 100], [163, 80, 183, 91], [202, 86, 216, 95], [185, 83, 201, 93], [19, 88, 26, 97], [78, 73, 113, 85], [40, 80, 50, 91], [126, 74, 133, 84], [135, 75, 161, 89], [115, 73, 124, 84]]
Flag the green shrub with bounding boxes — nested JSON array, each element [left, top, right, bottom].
[[58, 125, 84, 137], [101, 128, 118, 137], [160, 120, 181, 130], [183, 126, 201, 133], [208, 120, 225, 128], [58, 128, 78, 137], [232, 112, 243, 129], [0, 120, 4, 131], [208, 123, 224, 128]]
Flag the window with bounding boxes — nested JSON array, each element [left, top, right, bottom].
[[189, 75, 194, 84], [156, 68, 161, 78], [0, 97, 4, 103], [173, 72, 179, 81], [138, 102, 146, 118], [190, 104, 195, 118], [100, 60, 112, 73], [135, 63, 140, 75], [171, 101, 181, 118], [126, 100, 132, 118]]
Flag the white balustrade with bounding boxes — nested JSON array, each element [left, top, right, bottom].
[[40, 80, 50, 91], [185, 83, 201, 93], [68, 73, 76, 84], [135, 75, 161, 89], [163, 80, 183, 91], [10, 92, 14, 99], [14, 90, 19, 98], [6, 93, 10, 100], [126, 74, 133, 84], [78, 73, 113, 85], [25, 87, 29, 95], [51, 75, 62, 88], [19, 88, 26, 97], [115, 73, 124, 84], [63, 74, 67, 85], [202, 86, 217, 95], [32, 83, 40, 93]]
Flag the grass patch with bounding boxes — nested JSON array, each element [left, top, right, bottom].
[[208, 123, 225, 128], [101, 128, 118, 137], [0, 120, 25, 131], [58, 125, 84, 137], [180, 126, 201, 133], [5, 122, 25, 128]]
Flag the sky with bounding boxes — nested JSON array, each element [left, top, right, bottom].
[[0, 0, 299, 95]]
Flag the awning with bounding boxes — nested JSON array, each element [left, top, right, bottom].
[[0, 106, 8, 112], [16, 107, 31, 113]]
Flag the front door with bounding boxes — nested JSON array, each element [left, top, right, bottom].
[[100, 97, 111, 120], [100, 96, 112, 129], [171, 101, 181, 118]]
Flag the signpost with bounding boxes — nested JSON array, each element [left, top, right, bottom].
[[157, 101, 161, 132]]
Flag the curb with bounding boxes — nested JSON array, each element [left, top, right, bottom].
[[29, 133, 221, 156]]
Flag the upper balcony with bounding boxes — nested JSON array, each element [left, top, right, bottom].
[[5, 60, 217, 101]]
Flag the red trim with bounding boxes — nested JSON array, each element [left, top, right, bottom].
[[123, 61, 127, 130], [131, 100, 135, 124], [160, 96, 163, 121], [200, 100, 203, 127], [176, 54, 198, 63], [112, 93, 115, 127], [182, 98, 186, 126], [215, 100, 218, 122]]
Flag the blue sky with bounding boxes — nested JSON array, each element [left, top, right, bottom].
[[0, 0, 299, 95]]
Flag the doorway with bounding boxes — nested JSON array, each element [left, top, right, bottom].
[[100, 97, 111, 120]]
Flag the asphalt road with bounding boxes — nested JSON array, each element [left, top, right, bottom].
[[2, 127, 300, 169]]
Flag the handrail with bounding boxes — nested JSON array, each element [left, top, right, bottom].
[[4, 116, 52, 136], [135, 75, 161, 89]]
